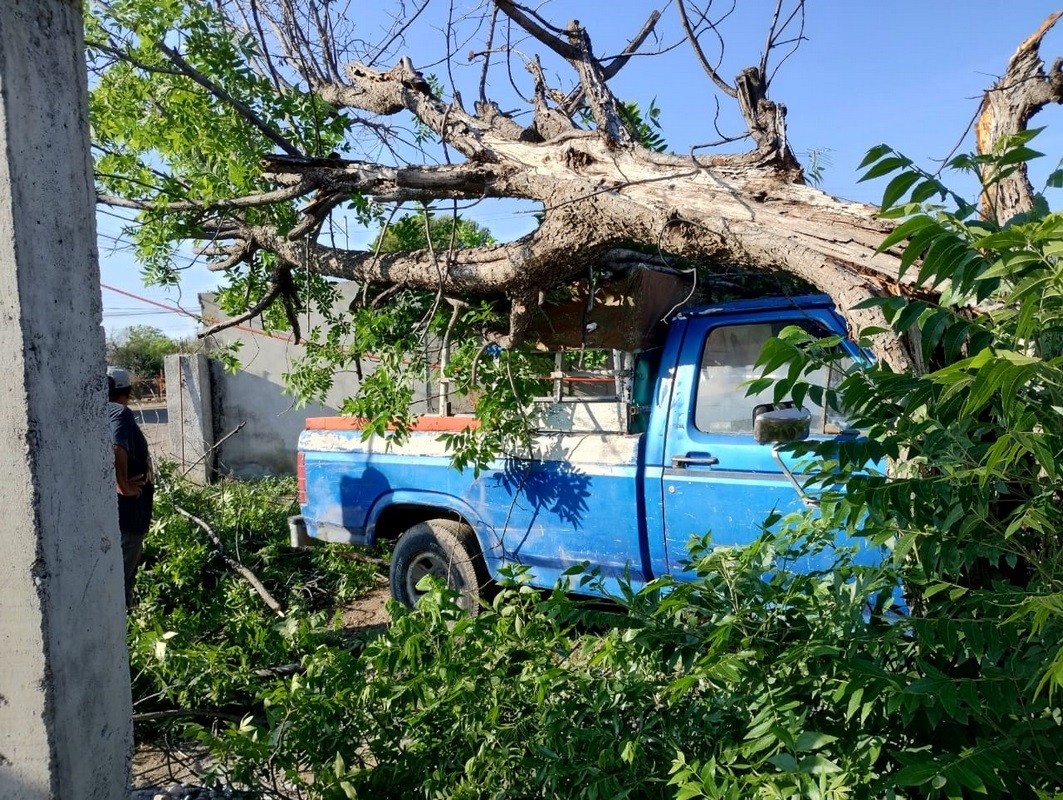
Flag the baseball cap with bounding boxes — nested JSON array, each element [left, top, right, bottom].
[[107, 366, 132, 390]]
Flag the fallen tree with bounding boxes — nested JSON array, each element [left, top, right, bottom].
[[87, 2, 1063, 375]]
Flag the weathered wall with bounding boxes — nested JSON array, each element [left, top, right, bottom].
[[201, 284, 433, 476], [165, 353, 215, 483], [0, 0, 132, 797]]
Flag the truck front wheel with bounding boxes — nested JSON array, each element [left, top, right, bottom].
[[389, 520, 488, 614]]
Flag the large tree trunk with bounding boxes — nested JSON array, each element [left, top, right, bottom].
[[976, 11, 1063, 222], [245, 138, 915, 368]]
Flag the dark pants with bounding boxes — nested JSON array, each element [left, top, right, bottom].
[[121, 529, 146, 607], [118, 484, 153, 608]]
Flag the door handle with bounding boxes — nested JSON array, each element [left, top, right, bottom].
[[671, 455, 719, 468]]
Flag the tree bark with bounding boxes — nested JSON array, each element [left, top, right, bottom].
[[976, 11, 1063, 222], [221, 127, 915, 367]]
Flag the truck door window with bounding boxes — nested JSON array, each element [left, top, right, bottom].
[[693, 321, 852, 435]]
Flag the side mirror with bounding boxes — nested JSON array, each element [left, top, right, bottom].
[[753, 407, 811, 445]]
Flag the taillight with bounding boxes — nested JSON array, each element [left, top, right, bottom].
[[296, 451, 307, 504]]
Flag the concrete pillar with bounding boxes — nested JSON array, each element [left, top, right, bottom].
[[165, 353, 216, 483], [0, 1, 133, 798]]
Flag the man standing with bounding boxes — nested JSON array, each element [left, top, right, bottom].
[[107, 366, 154, 607]]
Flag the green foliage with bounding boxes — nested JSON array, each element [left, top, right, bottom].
[[282, 204, 548, 469], [577, 98, 667, 151], [281, 206, 498, 419], [756, 131, 1063, 796], [437, 345, 551, 472], [106, 324, 189, 378], [372, 206, 495, 254], [198, 524, 912, 799], [129, 468, 380, 716], [618, 99, 668, 152], [86, 0, 358, 324]]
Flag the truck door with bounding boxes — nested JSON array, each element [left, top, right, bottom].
[[660, 309, 855, 575]]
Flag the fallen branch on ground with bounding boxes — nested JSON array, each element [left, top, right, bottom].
[[335, 548, 389, 569], [132, 709, 254, 724], [179, 421, 247, 479], [174, 504, 287, 618]]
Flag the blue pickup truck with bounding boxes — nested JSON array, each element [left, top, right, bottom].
[[291, 294, 871, 611]]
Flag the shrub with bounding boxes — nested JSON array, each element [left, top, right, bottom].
[[130, 469, 380, 716]]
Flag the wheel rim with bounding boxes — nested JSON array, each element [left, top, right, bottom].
[[404, 551, 461, 601]]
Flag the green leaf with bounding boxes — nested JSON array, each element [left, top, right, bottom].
[[798, 754, 843, 775], [995, 145, 1044, 167], [911, 178, 946, 203], [877, 215, 937, 253], [795, 732, 838, 752], [881, 171, 923, 209], [858, 143, 894, 169], [918, 309, 950, 363], [894, 759, 945, 787], [675, 785, 705, 800], [862, 155, 912, 182], [900, 223, 948, 278], [893, 301, 924, 334], [767, 753, 798, 771]]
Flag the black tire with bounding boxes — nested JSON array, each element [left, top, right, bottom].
[[389, 519, 489, 614]]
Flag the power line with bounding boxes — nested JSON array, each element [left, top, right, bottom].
[[100, 282, 297, 344]]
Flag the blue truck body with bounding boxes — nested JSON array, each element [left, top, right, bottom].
[[293, 294, 875, 606]]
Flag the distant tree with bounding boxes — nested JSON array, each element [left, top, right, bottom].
[[373, 207, 495, 254], [106, 325, 182, 379]]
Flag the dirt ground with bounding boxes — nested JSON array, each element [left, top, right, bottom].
[[339, 585, 391, 630]]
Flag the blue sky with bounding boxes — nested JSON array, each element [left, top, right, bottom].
[[98, 1, 1063, 338]]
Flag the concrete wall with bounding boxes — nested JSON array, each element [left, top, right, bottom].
[[165, 353, 215, 484], [0, 0, 132, 797], [199, 284, 432, 477]]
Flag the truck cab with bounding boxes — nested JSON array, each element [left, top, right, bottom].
[[650, 295, 863, 576]]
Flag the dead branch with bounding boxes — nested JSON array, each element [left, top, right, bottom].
[[97, 180, 312, 213], [676, 0, 736, 98], [565, 22, 637, 146], [178, 422, 246, 477], [493, 0, 581, 61], [253, 662, 305, 678], [561, 9, 662, 116], [335, 549, 389, 569], [132, 709, 252, 724], [976, 11, 1063, 220]]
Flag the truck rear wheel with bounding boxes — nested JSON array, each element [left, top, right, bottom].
[[389, 519, 488, 614]]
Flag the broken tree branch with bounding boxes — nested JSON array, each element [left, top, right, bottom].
[[174, 504, 287, 618], [976, 11, 1063, 221], [566, 21, 637, 147], [676, 0, 737, 98], [178, 422, 247, 477]]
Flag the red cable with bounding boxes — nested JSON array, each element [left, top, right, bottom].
[[100, 283, 295, 343]]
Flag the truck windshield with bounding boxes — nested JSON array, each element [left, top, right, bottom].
[[694, 320, 853, 435]]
